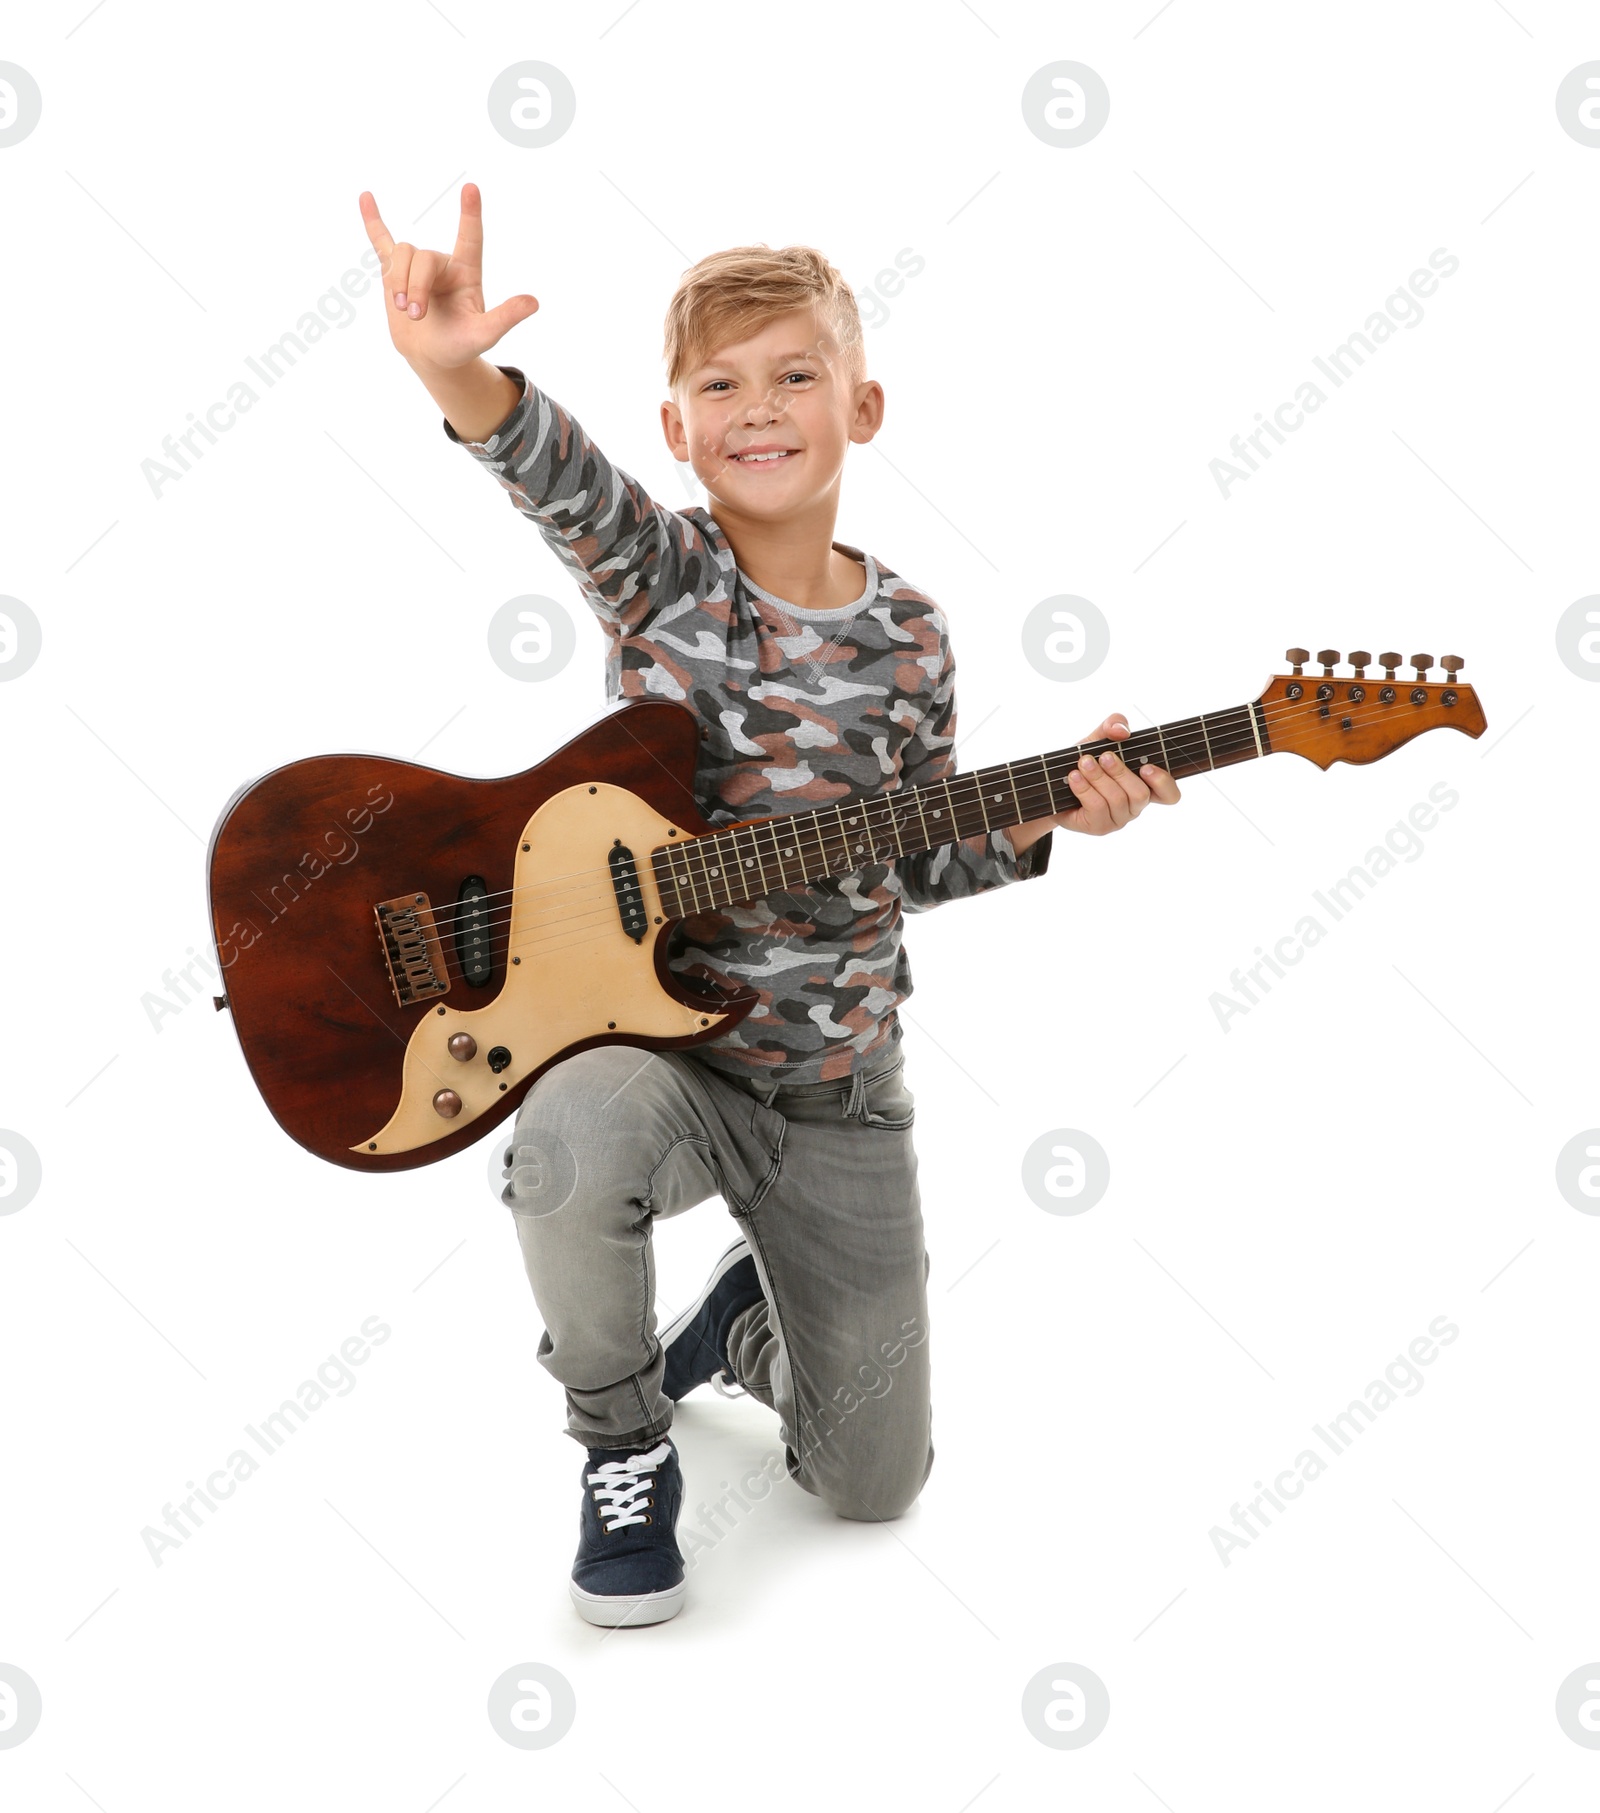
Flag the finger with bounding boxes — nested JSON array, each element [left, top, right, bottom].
[[1064, 755, 1116, 832], [1096, 747, 1154, 815], [405, 247, 448, 316], [479, 293, 541, 344], [1082, 751, 1134, 826], [384, 239, 416, 309], [451, 181, 484, 282], [1084, 712, 1129, 744], [1138, 763, 1182, 804], [358, 191, 396, 268]]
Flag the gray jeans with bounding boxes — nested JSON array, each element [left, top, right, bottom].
[[495, 1036, 934, 1522]]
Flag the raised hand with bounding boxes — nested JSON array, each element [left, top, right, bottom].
[[358, 181, 539, 372]]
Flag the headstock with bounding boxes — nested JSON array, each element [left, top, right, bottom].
[[1260, 648, 1486, 769]]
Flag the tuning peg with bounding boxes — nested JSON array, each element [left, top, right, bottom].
[[1441, 654, 1464, 677], [1317, 648, 1340, 676], [1348, 649, 1371, 678], [1285, 646, 1309, 676], [1411, 652, 1433, 681], [1379, 651, 1402, 680]]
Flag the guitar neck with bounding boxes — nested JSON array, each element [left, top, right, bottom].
[[650, 700, 1268, 917]]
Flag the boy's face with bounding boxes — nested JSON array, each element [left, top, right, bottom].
[[662, 305, 883, 518]]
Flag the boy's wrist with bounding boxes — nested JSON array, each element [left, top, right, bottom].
[[418, 357, 524, 445]]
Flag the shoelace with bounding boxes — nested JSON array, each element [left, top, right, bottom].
[[711, 1369, 749, 1400], [585, 1437, 673, 1533]]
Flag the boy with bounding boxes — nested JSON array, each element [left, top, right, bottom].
[[359, 183, 1178, 1628]]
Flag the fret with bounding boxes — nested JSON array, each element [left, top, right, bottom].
[[834, 801, 866, 873], [668, 836, 701, 915], [703, 831, 723, 910], [754, 817, 780, 892], [1155, 721, 1171, 773], [820, 801, 849, 875], [772, 817, 802, 891], [739, 824, 765, 900], [651, 850, 679, 919], [938, 776, 962, 844], [1028, 752, 1059, 818], [1005, 760, 1025, 828], [1161, 718, 1206, 777], [729, 825, 764, 904], [800, 807, 834, 881], [1198, 713, 1216, 771], [907, 783, 935, 855], [887, 792, 911, 857], [971, 767, 992, 832], [869, 794, 901, 862]]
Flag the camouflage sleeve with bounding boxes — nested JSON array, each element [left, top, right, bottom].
[[895, 646, 1053, 914], [442, 363, 695, 634]]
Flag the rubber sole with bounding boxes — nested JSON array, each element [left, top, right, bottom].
[[569, 1575, 687, 1628]]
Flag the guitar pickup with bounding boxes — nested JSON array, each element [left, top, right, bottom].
[[609, 842, 648, 944], [375, 893, 451, 1006]]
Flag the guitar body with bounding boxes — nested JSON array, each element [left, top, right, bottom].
[[207, 701, 755, 1172]]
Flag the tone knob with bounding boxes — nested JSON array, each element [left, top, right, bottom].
[[447, 1033, 477, 1062], [432, 1089, 463, 1118]]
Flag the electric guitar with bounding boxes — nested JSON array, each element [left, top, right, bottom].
[[207, 649, 1485, 1171]]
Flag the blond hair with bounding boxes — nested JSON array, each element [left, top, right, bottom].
[[662, 244, 865, 393]]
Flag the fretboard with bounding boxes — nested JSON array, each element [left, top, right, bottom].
[[650, 700, 1269, 917]]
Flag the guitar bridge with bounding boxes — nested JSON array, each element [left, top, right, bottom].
[[375, 893, 450, 1006]]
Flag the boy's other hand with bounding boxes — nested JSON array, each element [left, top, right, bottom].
[[359, 181, 538, 373], [1007, 713, 1181, 853]]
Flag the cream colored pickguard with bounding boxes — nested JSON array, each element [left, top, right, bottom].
[[354, 784, 732, 1155]]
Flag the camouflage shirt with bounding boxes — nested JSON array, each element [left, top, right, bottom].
[[444, 364, 1052, 1083]]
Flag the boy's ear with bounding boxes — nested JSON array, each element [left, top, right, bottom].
[[660, 395, 690, 462], [847, 379, 886, 447]]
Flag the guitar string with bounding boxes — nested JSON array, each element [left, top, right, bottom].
[[411, 689, 1451, 946], [402, 697, 1450, 983], [408, 700, 1425, 978], [410, 689, 1453, 958], [412, 717, 1270, 959]]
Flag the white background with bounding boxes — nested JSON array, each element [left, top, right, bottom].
[[2, 1, 1597, 1807]]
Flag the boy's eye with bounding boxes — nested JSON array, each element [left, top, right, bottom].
[[701, 372, 815, 393]]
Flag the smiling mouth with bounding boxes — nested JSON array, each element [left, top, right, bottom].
[[729, 449, 799, 467]]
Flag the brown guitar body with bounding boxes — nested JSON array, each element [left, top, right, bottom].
[[207, 701, 755, 1172]]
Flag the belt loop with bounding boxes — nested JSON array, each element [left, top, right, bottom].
[[843, 1064, 867, 1121]]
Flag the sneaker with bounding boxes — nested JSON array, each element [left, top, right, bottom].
[[661, 1237, 764, 1402], [569, 1434, 686, 1628]]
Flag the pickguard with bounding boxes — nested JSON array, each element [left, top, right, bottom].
[[353, 784, 729, 1154]]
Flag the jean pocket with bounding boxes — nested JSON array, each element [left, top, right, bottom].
[[858, 1063, 915, 1132], [721, 1097, 786, 1217]]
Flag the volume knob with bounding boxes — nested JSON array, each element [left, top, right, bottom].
[[447, 1033, 478, 1062], [432, 1089, 463, 1119]]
